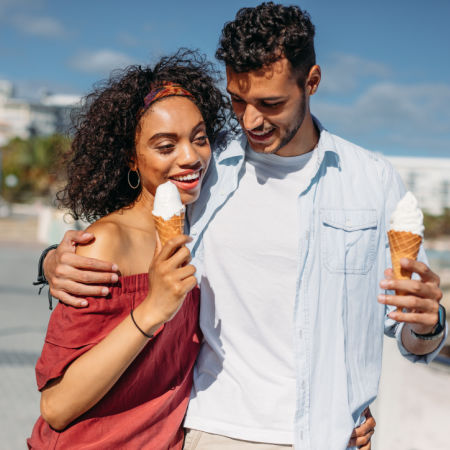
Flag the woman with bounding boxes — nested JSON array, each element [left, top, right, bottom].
[[28, 50, 229, 449]]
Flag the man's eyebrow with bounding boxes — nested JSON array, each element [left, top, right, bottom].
[[227, 89, 240, 97], [226, 90, 286, 102]]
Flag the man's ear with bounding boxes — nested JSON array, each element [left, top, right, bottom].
[[306, 65, 321, 96]]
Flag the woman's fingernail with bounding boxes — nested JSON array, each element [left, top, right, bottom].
[[82, 233, 93, 239], [101, 287, 109, 296], [112, 264, 119, 271], [378, 294, 386, 302], [380, 280, 390, 289], [111, 274, 119, 283], [80, 300, 88, 307]]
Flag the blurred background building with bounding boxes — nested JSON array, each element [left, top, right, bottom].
[[389, 156, 450, 215], [0, 79, 80, 146]]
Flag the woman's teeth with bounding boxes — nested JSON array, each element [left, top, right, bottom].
[[172, 172, 200, 182]]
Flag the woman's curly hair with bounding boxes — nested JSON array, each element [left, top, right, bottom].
[[57, 49, 230, 223], [216, 2, 316, 85]]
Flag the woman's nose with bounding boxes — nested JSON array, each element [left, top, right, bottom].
[[179, 142, 200, 166]]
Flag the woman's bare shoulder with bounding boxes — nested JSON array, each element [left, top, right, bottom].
[[75, 218, 128, 262]]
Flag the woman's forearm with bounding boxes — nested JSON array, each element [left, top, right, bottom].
[[40, 298, 163, 430]]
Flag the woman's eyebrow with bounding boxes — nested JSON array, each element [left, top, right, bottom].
[[148, 132, 178, 142], [190, 121, 207, 137]]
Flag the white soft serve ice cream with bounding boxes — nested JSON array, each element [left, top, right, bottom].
[[152, 181, 185, 220], [389, 191, 424, 237]]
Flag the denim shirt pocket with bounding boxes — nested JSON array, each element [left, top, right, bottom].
[[320, 209, 378, 274]]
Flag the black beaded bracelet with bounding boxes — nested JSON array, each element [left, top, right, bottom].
[[130, 309, 154, 339]]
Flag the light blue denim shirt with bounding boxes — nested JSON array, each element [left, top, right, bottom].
[[185, 119, 447, 449]]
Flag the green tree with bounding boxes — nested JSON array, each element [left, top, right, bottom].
[[1, 134, 71, 203]]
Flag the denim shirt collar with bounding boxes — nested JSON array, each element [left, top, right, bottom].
[[216, 115, 339, 179]]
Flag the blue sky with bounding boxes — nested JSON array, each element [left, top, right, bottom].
[[1, 0, 449, 157]]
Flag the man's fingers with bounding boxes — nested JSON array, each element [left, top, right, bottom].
[[384, 268, 394, 280], [382, 278, 442, 301], [387, 310, 438, 326], [359, 440, 372, 450], [58, 264, 119, 285], [378, 293, 439, 314], [60, 252, 119, 273], [49, 290, 89, 308], [61, 230, 94, 247], [400, 258, 440, 285], [52, 279, 111, 298], [350, 416, 375, 438], [348, 430, 374, 447]]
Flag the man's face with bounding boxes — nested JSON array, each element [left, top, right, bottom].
[[226, 58, 312, 157]]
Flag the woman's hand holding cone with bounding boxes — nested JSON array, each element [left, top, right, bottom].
[[141, 234, 197, 330]]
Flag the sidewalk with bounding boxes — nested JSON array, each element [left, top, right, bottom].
[[0, 242, 49, 449]]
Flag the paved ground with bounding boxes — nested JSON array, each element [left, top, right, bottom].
[[0, 242, 49, 449], [0, 232, 449, 449]]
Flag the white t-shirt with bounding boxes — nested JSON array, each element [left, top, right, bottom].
[[184, 147, 317, 444]]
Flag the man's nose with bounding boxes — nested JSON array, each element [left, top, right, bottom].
[[242, 104, 263, 130]]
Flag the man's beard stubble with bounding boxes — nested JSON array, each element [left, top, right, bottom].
[[271, 90, 306, 155]]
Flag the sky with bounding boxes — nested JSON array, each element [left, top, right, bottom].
[[1, 0, 449, 157]]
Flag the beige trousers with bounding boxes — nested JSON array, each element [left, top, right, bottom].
[[183, 429, 294, 450]]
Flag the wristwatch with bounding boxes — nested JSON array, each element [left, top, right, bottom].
[[33, 244, 58, 310], [410, 304, 446, 341]]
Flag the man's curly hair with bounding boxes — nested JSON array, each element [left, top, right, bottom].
[[58, 49, 230, 223], [216, 2, 316, 85]]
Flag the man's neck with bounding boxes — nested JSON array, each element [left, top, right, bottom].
[[277, 113, 319, 157]]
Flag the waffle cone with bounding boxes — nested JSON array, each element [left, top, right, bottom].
[[153, 213, 185, 247], [387, 230, 422, 295]]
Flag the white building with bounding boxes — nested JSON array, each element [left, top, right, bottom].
[[387, 156, 450, 215], [0, 80, 80, 145]]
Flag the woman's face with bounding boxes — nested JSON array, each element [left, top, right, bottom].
[[134, 96, 211, 205]]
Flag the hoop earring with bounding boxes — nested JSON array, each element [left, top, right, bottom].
[[128, 169, 140, 189]]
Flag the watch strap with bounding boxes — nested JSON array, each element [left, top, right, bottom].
[[410, 304, 446, 341]]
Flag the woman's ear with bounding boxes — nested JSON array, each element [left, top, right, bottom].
[[129, 156, 137, 171]]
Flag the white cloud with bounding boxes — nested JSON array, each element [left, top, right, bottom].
[[319, 53, 391, 95], [11, 14, 67, 38], [69, 50, 136, 75], [314, 82, 450, 152]]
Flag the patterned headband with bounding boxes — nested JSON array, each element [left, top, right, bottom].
[[141, 81, 194, 114]]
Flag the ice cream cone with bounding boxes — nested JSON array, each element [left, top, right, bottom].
[[153, 213, 185, 247], [387, 230, 422, 295]]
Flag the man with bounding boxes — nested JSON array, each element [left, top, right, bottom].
[[39, 3, 446, 449]]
